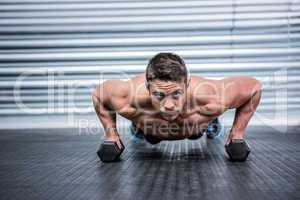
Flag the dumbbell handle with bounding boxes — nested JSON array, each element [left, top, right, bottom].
[[104, 139, 125, 150]]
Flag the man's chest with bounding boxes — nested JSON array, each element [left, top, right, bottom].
[[131, 112, 215, 139]]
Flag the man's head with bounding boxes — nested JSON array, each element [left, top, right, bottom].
[[145, 52, 189, 121]]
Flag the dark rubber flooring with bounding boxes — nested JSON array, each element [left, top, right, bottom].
[[0, 126, 299, 200]]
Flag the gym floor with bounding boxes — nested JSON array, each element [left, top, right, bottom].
[[0, 126, 299, 200]]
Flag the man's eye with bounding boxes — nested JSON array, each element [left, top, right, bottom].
[[153, 93, 164, 99], [172, 91, 182, 98]]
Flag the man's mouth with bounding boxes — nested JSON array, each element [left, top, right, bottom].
[[161, 112, 178, 119]]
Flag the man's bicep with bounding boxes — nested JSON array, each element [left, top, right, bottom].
[[92, 80, 128, 108], [222, 76, 261, 109], [105, 80, 130, 110]]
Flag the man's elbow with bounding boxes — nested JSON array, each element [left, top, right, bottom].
[[91, 88, 97, 99], [252, 78, 262, 97], [249, 79, 262, 108], [91, 80, 112, 99], [91, 85, 99, 100], [91, 89, 101, 109], [243, 76, 262, 96], [91, 83, 106, 104]]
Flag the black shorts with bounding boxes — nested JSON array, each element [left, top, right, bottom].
[[129, 123, 203, 144], [130, 123, 162, 144]]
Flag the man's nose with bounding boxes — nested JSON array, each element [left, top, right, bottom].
[[164, 99, 175, 111]]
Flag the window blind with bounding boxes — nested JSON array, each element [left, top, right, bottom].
[[0, 0, 299, 121]]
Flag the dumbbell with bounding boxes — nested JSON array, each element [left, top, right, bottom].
[[97, 140, 125, 162], [225, 139, 250, 162]]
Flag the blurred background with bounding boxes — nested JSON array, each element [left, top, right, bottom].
[[0, 0, 299, 132]]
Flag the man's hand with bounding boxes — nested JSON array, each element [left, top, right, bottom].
[[104, 128, 123, 150], [97, 135, 125, 162], [226, 128, 244, 145], [106, 136, 124, 151]]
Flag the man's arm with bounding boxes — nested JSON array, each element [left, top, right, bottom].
[[222, 76, 262, 141], [91, 79, 131, 141]]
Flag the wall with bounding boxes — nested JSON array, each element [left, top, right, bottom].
[[0, 0, 299, 130]]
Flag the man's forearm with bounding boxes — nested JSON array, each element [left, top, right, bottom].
[[230, 88, 262, 138], [91, 92, 119, 139]]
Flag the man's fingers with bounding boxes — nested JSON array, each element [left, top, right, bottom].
[[116, 140, 123, 149]]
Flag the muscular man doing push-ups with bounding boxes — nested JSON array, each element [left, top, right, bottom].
[[92, 52, 262, 162]]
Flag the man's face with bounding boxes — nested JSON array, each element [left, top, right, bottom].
[[147, 79, 187, 121]]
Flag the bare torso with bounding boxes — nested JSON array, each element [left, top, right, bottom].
[[117, 74, 228, 140], [93, 72, 261, 142]]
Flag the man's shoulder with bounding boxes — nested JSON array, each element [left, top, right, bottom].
[[101, 73, 143, 94], [188, 76, 228, 115], [188, 75, 220, 97], [101, 79, 131, 98]]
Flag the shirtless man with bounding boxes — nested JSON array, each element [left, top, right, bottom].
[[92, 52, 262, 161]]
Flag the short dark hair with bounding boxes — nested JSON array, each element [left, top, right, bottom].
[[146, 52, 188, 83]]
